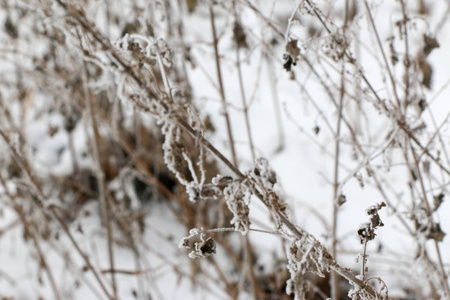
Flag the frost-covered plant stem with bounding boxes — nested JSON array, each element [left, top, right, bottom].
[[175, 90, 382, 298], [360, 238, 368, 281], [231, 2, 258, 297], [282, 2, 450, 295], [49, 1, 389, 297]]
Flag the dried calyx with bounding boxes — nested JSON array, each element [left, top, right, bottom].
[[179, 228, 217, 259], [358, 202, 386, 244]]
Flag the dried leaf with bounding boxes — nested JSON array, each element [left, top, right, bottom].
[[419, 60, 432, 89], [434, 193, 445, 211], [121, 20, 140, 36], [233, 21, 247, 49], [283, 53, 295, 72], [336, 194, 346, 207], [285, 39, 300, 62], [423, 35, 439, 57], [47, 125, 59, 137], [283, 40, 300, 71], [4, 16, 18, 39], [427, 223, 445, 242], [313, 126, 320, 135], [186, 0, 197, 13]]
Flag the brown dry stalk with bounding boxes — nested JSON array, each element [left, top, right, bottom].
[[209, 4, 239, 168]]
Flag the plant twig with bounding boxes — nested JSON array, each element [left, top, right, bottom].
[[331, 56, 346, 300], [209, 3, 238, 167], [79, 37, 118, 300]]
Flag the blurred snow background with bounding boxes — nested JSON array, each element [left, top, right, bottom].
[[0, 0, 450, 299]]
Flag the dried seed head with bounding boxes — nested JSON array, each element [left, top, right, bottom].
[[336, 194, 346, 207], [427, 223, 446, 242], [233, 21, 248, 49]]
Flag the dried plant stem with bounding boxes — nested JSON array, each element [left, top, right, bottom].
[[49, 2, 385, 297], [305, 0, 332, 33], [153, 46, 255, 293], [363, 0, 401, 110], [209, 4, 238, 167], [82, 58, 118, 299], [232, 4, 259, 298], [424, 110, 450, 167], [235, 42, 256, 161], [29, 229, 63, 300], [399, 122, 450, 176], [180, 75, 383, 300], [179, 119, 381, 297], [432, 241, 450, 296], [401, 139, 447, 296], [369, 167, 414, 235], [360, 239, 368, 281], [318, 1, 450, 183], [410, 143, 450, 296], [400, 0, 410, 111], [7, 0, 450, 299], [240, 0, 284, 37], [290, 0, 450, 183], [209, 257, 236, 299], [285, 2, 303, 42], [0, 128, 114, 299], [242, 237, 257, 299], [330, 4, 352, 296], [50, 206, 114, 299], [155, 87, 386, 297], [0, 173, 62, 300], [117, 126, 247, 291], [331, 61, 345, 300]]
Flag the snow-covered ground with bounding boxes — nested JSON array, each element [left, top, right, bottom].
[[1, 0, 450, 299]]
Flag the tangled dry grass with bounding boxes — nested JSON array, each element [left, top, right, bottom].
[[1, 0, 450, 299]]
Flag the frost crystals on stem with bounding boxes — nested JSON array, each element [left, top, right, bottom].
[[350, 202, 387, 299], [251, 158, 289, 232], [179, 228, 216, 259], [286, 235, 333, 300], [223, 178, 252, 235]]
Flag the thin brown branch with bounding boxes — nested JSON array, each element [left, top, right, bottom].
[[209, 4, 238, 168]]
